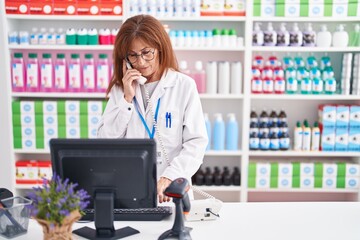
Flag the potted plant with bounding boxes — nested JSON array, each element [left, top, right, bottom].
[[27, 174, 90, 240]]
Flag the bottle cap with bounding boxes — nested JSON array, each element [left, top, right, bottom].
[[254, 22, 262, 31], [296, 121, 301, 127], [229, 29, 236, 36], [227, 113, 236, 121], [314, 121, 319, 127], [28, 53, 37, 58], [42, 53, 51, 58], [99, 54, 108, 59], [214, 113, 223, 121], [85, 54, 93, 59], [195, 61, 203, 71], [267, 22, 274, 31], [337, 24, 345, 31], [279, 23, 286, 31], [221, 29, 229, 36], [212, 28, 221, 36], [293, 23, 299, 31], [71, 54, 80, 59], [307, 23, 313, 31], [56, 53, 65, 59], [179, 60, 188, 70]]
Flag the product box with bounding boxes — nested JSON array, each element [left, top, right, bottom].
[[319, 105, 336, 128], [350, 106, 360, 128], [100, 0, 123, 15], [44, 115, 58, 127], [224, 0, 246, 16], [300, 162, 314, 176], [88, 115, 101, 128], [65, 101, 80, 114], [321, 128, 336, 151], [323, 163, 338, 177], [53, 0, 77, 15], [89, 126, 98, 138], [28, 0, 53, 15], [346, 163, 360, 177], [278, 176, 292, 188], [43, 101, 57, 115], [21, 114, 36, 127], [348, 128, 360, 151], [66, 127, 80, 138], [66, 114, 80, 126], [37, 161, 52, 183], [15, 160, 38, 184], [21, 138, 36, 150], [256, 176, 270, 188], [332, 1, 348, 17], [5, 0, 29, 14], [300, 176, 314, 188], [20, 126, 36, 139], [20, 101, 35, 114], [336, 105, 350, 128], [278, 163, 293, 177], [335, 127, 348, 151], [256, 162, 271, 177], [76, 0, 99, 15], [308, 2, 325, 17], [201, 0, 225, 16], [88, 101, 103, 115], [345, 177, 360, 188], [44, 126, 58, 138], [322, 176, 337, 189]]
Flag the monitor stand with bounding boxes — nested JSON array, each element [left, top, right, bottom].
[[73, 192, 140, 239]]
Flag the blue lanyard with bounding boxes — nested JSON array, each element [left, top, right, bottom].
[[134, 98, 161, 139]]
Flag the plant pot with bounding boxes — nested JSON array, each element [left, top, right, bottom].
[[35, 210, 81, 240]]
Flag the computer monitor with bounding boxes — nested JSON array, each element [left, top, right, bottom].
[[50, 138, 157, 239]]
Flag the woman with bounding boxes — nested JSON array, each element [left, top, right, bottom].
[[97, 14, 208, 203]]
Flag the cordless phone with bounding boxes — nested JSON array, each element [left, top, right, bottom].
[[125, 61, 147, 85]]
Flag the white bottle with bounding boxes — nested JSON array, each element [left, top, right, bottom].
[[230, 61, 242, 94], [311, 122, 320, 151], [56, 28, 66, 45], [264, 22, 277, 46], [290, 23, 303, 47], [303, 23, 316, 47], [294, 121, 303, 151], [302, 120, 311, 151], [277, 23, 290, 46], [38, 27, 48, 45], [252, 22, 264, 46], [47, 28, 56, 45], [218, 61, 230, 94], [179, 60, 191, 76], [332, 24, 349, 47], [206, 61, 217, 94], [30, 27, 39, 45], [316, 25, 332, 48]]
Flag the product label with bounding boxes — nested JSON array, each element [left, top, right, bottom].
[[249, 138, 259, 150], [312, 79, 323, 93], [263, 79, 274, 93], [69, 64, 81, 89], [274, 79, 285, 93], [12, 63, 25, 87], [286, 78, 298, 92], [325, 79, 336, 92], [55, 64, 66, 90], [83, 64, 95, 89], [270, 138, 279, 150], [260, 138, 270, 150], [97, 65, 109, 90], [41, 63, 53, 88], [26, 63, 38, 88], [280, 138, 290, 149], [252, 79, 262, 92], [301, 79, 312, 92]]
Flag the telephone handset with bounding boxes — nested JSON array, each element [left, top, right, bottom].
[[125, 61, 147, 85]]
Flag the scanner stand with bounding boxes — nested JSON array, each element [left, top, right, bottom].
[[73, 192, 139, 240], [158, 198, 192, 240]]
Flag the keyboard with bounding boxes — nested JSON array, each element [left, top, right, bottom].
[[81, 206, 172, 221]]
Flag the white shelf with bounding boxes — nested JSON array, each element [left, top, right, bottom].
[[252, 46, 360, 52], [250, 94, 360, 100], [205, 150, 242, 156], [6, 14, 123, 21], [249, 151, 360, 157], [15, 184, 40, 189], [248, 188, 359, 193], [157, 16, 246, 22], [9, 45, 114, 51], [14, 149, 49, 154], [12, 92, 107, 99], [200, 94, 243, 99], [174, 46, 245, 51], [195, 186, 241, 192], [253, 17, 360, 22]]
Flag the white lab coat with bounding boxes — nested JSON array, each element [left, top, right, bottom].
[[97, 69, 208, 187]]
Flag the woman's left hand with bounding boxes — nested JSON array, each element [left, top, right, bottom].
[[157, 177, 172, 203]]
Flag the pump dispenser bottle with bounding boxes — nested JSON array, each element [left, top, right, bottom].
[[252, 22, 264, 46], [264, 22, 277, 46], [303, 23, 316, 47], [277, 23, 290, 46], [290, 23, 303, 47], [316, 25, 332, 48], [332, 24, 349, 47], [349, 24, 360, 47]]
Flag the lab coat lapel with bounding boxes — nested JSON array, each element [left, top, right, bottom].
[[134, 83, 145, 115]]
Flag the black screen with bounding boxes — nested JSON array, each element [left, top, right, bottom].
[[50, 138, 157, 209]]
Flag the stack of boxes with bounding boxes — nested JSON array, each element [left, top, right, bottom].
[[248, 161, 360, 189], [341, 53, 360, 96], [353, 54, 360, 95], [253, 0, 360, 17], [15, 160, 52, 185], [12, 100, 106, 150], [319, 104, 360, 152]]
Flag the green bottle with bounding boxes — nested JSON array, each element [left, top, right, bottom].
[[349, 24, 360, 47]]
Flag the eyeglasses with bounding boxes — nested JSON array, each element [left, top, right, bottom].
[[126, 48, 155, 64]]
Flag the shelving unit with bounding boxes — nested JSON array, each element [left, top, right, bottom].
[[1, 2, 359, 203]]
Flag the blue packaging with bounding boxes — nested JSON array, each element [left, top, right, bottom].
[[226, 113, 238, 150], [213, 113, 225, 151]]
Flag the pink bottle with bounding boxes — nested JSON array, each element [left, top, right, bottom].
[[193, 61, 206, 94], [96, 54, 110, 92], [11, 52, 26, 92], [40, 53, 54, 92], [26, 53, 39, 92], [68, 54, 82, 92], [82, 53, 96, 92], [263, 77, 274, 94], [99, 28, 111, 45], [251, 77, 263, 94], [274, 77, 286, 94], [54, 53, 67, 92]]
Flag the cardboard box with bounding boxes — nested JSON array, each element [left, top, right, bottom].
[[323, 163, 337, 177], [350, 106, 360, 128], [300, 176, 314, 188], [346, 163, 360, 177], [300, 162, 314, 176], [201, 0, 225, 16], [321, 128, 336, 151], [322, 176, 337, 189], [100, 0, 122, 15], [37, 161, 52, 183], [16, 160, 38, 184], [335, 127, 348, 151], [224, 0, 246, 16], [278, 176, 292, 188], [5, 0, 29, 14], [77, 0, 100, 15], [278, 163, 293, 177], [336, 105, 350, 128], [28, 0, 53, 15], [348, 128, 360, 151], [256, 162, 271, 177], [53, 0, 77, 15]]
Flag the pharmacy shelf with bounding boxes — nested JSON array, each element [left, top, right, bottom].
[[200, 94, 243, 100], [252, 46, 360, 52], [5, 14, 123, 21], [195, 186, 242, 192], [247, 188, 359, 193], [249, 151, 360, 157], [15, 184, 40, 190], [9, 45, 114, 51], [157, 16, 246, 22], [250, 94, 360, 100], [174, 46, 245, 51], [252, 17, 360, 22], [205, 150, 243, 157], [12, 92, 107, 99], [14, 149, 49, 154]]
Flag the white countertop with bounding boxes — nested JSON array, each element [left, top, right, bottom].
[[3, 202, 360, 240]]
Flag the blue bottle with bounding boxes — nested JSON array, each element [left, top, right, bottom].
[[204, 113, 211, 150], [213, 113, 225, 151], [226, 113, 238, 150]]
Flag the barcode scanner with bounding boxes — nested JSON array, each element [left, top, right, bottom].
[[158, 178, 192, 240]]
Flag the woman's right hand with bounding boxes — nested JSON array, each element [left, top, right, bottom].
[[122, 61, 142, 103]]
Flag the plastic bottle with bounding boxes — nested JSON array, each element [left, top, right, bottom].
[[56, 28, 66, 45], [279, 121, 289, 136], [293, 121, 303, 151], [332, 24, 349, 47], [250, 109, 258, 124], [263, 77, 274, 94], [111, 28, 119, 44], [99, 28, 111, 45], [303, 23, 316, 47], [312, 77, 324, 94], [30, 27, 39, 45], [269, 110, 278, 125], [192, 30, 200, 47], [316, 25, 331, 48], [229, 29, 237, 47], [252, 22, 264, 46], [230, 61, 242, 95], [54, 53, 67, 92], [38, 27, 48, 45], [226, 113, 238, 150], [184, 30, 192, 47], [206, 61, 217, 94], [77, 28, 88, 45], [279, 131, 290, 150], [83, 53, 95, 92], [249, 132, 260, 150], [88, 28, 99, 45], [179, 60, 191, 76], [250, 121, 259, 136], [302, 120, 311, 151], [286, 77, 298, 94], [19, 31, 29, 45], [349, 24, 360, 47], [311, 121, 320, 151], [194, 168, 204, 185], [212, 28, 221, 47], [269, 132, 280, 151], [232, 167, 241, 186], [251, 76, 263, 94], [68, 54, 81, 92], [47, 28, 56, 45], [277, 23, 290, 46], [40, 53, 53, 92], [213, 167, 222, 186], [264, 22, 277, 46], [300, 77, 312, 94], [204, 167, 213, 186], [259, 121, 269, 136], [290, 23, 303, 47], [96, 54, 110, 92], [218, 61, 230, 94], [65, 28, 76, 45], [204, 113, 211, 150], [26, 53, 39, 92], [259, 109, 269, 125], [269, 121, 279, 137], [274, 77, 285, 94], [11, 53, 25, 92], [221, 29, 230, 46], [278, 110, 287, 124], [193, 61, 206, 93], [222, 167, 232, 186], [259, 132, 270, 151], [213, 113, 225, 151]]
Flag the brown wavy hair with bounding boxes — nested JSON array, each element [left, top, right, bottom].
[[107, 14, 179, 95]]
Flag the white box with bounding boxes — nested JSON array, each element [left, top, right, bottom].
[[43, 101, 57, 115], [88, 101, 103, 115], [346, 164, 360, 177], [66, 127, 80, 138], [300, 163, 314, 176], [335, 128, 348, 151], [323, 163, 338, 177], [88, 127, 98, 139], [278, 163, 293, 177], [22, 126, 36, 138], [20, 101, 35, 114], [278, 176, 292, 189], [350, 106, 360, 128], [332, 3, 348, 17], [336, 105, 350, 128], [256, 176, 270, 188], [256, 163, 271, 177], [346, 177, 359, 189], [322, 177, 337, 189], [21, 114, 35, 127], [88, 115, 101, 128], [65, 101, 80, 114], [285, 4, 300, 17], [348, 128, 360, 151], [319, 105, 336, 128], [44, 126, 57, 138], [321, 128, 336, 151], [261, 4, 275, 17], [66, 114, 80, 126], [300, 176, 314, 188], [308, 4, 324, 17], [43, 115, 58, 127], [22, 137, 36, 150]]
